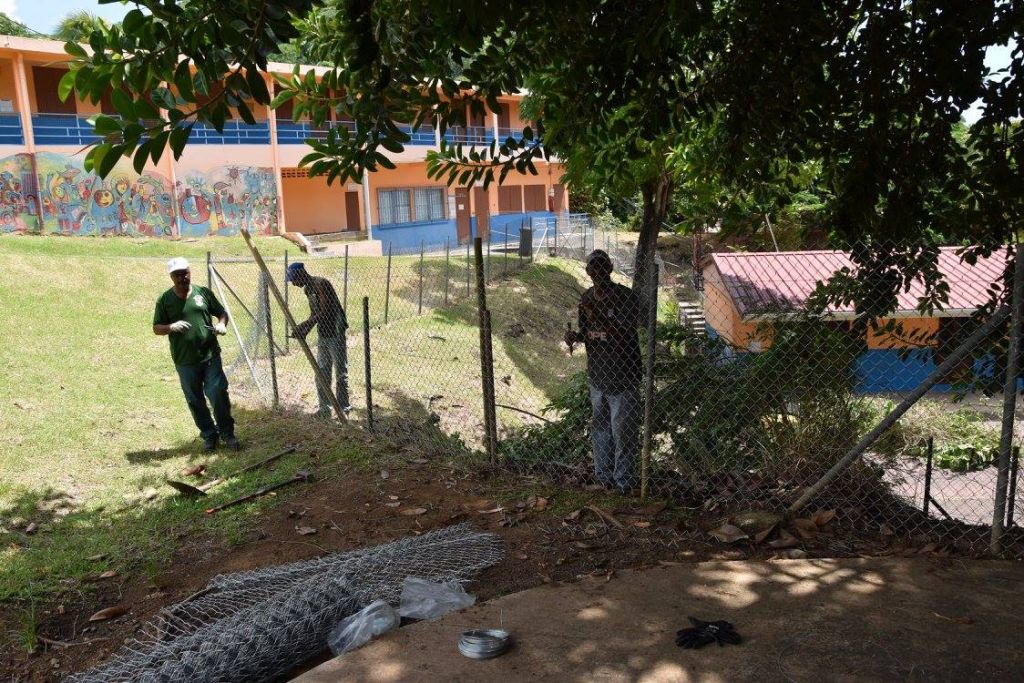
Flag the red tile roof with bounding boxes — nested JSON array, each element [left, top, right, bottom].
[[706, 247, 1008, 319]]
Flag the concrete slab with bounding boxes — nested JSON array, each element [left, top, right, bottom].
[[297, 558, 1024, 683]]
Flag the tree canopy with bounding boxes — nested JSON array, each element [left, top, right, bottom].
[[63, 0, 1023, 315], [52, 10, 110, 43]]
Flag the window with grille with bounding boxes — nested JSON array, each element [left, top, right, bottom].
[[378, 189, 411, 225], [413, 187, 446, 222]]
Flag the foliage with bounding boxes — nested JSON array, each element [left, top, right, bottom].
[[874, 401, 1001, 473], [52, 11, 109, 42], [498, 372, 591, 467], [0, 12, 40, 38]]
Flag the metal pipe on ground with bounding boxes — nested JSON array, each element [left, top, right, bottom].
[[788, 304, 1011, 516]]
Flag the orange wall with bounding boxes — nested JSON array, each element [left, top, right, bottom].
[[703, 264, 766, 349], [282, 173, 348, 233], [0, 59, 18, 111], [866, 317, 940, 349]]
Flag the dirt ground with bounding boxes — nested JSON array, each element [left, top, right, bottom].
[[1, 454, 1014, 682], [299, 557, 1024, 683]]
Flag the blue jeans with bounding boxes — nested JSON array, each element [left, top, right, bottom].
[[175, 354, 234, 441], [589, 385, 640, 491], [316, 337, 350, 414]]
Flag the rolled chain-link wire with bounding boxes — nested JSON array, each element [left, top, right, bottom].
[[70, 524, 503, 683]]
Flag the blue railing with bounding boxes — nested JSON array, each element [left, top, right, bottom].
[[497, 127, 525, 143], [31, 113, 98, 146], [188, 120, 270, 144], [444, 125, 493, 146], [276, 118, 356, 144], [396, 123, 436, 146], [0, 114, 23, 145]]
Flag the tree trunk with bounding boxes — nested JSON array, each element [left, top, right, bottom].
[[632, 170, 673, 319]]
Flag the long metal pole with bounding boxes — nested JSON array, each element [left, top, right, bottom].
[[444, 237, 451, 306], [474, 237, 498, 463], [363, 296, 374, 432], [418, 239, 425, 315], [640, 264, 659, 498], [210, 265, 284, 355], [992, 246, 1024, 553], [283, 251, 290, 354], [1006, 446, 1019, 529], [503, 228, 508, 277], [241, 229, 347, 421], [206, 250, 212, 288], [789, 304, 1011, 515], [384, 243, 393, 324], [466, 238, 471, 296], [343, 244, 349, 313], [262, 271, 279, 408], [923, 437, 933, 515]]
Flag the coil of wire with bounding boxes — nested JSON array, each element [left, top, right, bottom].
[[458, 629, 512, 659]]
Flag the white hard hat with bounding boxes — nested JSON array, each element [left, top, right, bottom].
[[167, 257, 190, 274]]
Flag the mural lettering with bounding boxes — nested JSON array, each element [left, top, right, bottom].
[[36, 152, 174, 237], [176, 166, 278, 237]]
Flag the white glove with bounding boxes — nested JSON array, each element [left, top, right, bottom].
[[213, 321, 228, 336], [169, 320, 191, 334]]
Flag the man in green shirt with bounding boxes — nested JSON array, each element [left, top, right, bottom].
[[153, 257, 241, 452]]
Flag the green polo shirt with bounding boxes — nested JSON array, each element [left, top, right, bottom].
[[153, 285, 226, 366]]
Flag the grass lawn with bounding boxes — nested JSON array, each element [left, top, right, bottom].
[[0, 233, 591, 604]]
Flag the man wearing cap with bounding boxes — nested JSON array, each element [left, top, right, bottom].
[[153, 257, 241, 452], [286, 262, 350, 417], [564, 250, 643, 494]]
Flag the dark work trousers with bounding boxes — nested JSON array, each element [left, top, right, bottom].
[[175, 354, 235, 441]]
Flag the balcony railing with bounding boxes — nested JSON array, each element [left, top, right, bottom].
[[497, 127, 525, 143], [188, 120, 270, 144], [444, 125, 494, 146], [276, 118, 356, 144], [32, 113, 99, 146], [396, 123, 436, 146], [0, 114, 23, 145]]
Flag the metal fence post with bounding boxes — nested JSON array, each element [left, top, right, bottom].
[[384, 243, 393, 324], [1006, 446, 1019, 529], [206, 250, 212, 288], [283, 250, 290, 353], [466, 238, 471, 296], [343, 244, 349, 313], [474, 237, 498, 464], [640, 263, 659, 499], [418, 239, 425, 315], [503, 228, 508, 277], [923, 437, 934, 515], [486, 235, 491, 284], [992, 244, 1024, 554], [262, 271, 279, 408], [363, 296, 374, 432], [444, 237, 451, 306]]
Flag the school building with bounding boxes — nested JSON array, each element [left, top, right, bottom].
[[0, 35, 568, 253], [701, 248, 1007, 393]]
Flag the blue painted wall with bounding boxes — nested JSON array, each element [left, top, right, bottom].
[[373, 211, 555, 254]]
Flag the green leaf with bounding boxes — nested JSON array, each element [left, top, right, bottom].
[[111, 88, 134, 118], [133, 140, 153, 174], [235, 99, 256, 125], [174, 60, 194, 102], [122, 8, 145, 34], [245, 67, 270, 104], [58, 70, 77, 103], [149, 130, 170, 166], [64, 41, 87, 59], [84, 143, 110, 174], [92, 115, 123, 137], [380, 136, 404, 154], [209, 102, 227, 131], [270, 89, 295, 109], [98, 143, 124, 178], [374, 151, 396, 170], [169, 124, 192, 158]]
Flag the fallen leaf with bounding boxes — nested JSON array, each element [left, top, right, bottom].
[[86, 554, 106, 562], [709, 523, 748, 544], [811, 509, 837, 528], [476, 507, 505, 515], [753, 522, 779, 545], [384, 502, 401, 508], [631, 520, 652, 528], [409, 458, 429, 465], [24, 522, 38, 535], [533, 496, 549, 511], [563, 509, 581, 522], [98, 570, 117, 580], [388, 495, 399, 501], [295, 526, 318, 536], [182, 464, 207, 477], [791, 518, 818, 541], [89, 606, 128, 622], [574, 541, 598, 550], [401, 507, 427, 516], [768, 530, 800, 549], [515, 552, 529, 560], [380, 470, 390, 480]]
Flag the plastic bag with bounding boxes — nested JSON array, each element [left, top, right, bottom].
[[398, 576, 476, 621], [328, 600, 400, 656]]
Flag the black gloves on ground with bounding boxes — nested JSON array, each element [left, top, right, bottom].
[[675, 616, 742, 649]]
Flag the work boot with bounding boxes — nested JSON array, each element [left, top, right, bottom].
[[203, 435, 218, 453], [223, 434, 242, 451]]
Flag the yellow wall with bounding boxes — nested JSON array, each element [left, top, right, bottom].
[[282, 173, 348, 233]]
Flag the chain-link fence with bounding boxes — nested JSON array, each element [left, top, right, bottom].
[[215, 225, 1024, 558]]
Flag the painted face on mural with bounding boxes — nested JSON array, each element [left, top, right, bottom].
[[94, 189, 114, 208]]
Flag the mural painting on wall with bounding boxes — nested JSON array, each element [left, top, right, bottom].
[[0, 153, 40, 233], [176, 166, 278, 237], [35, 152, 175, 236]]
